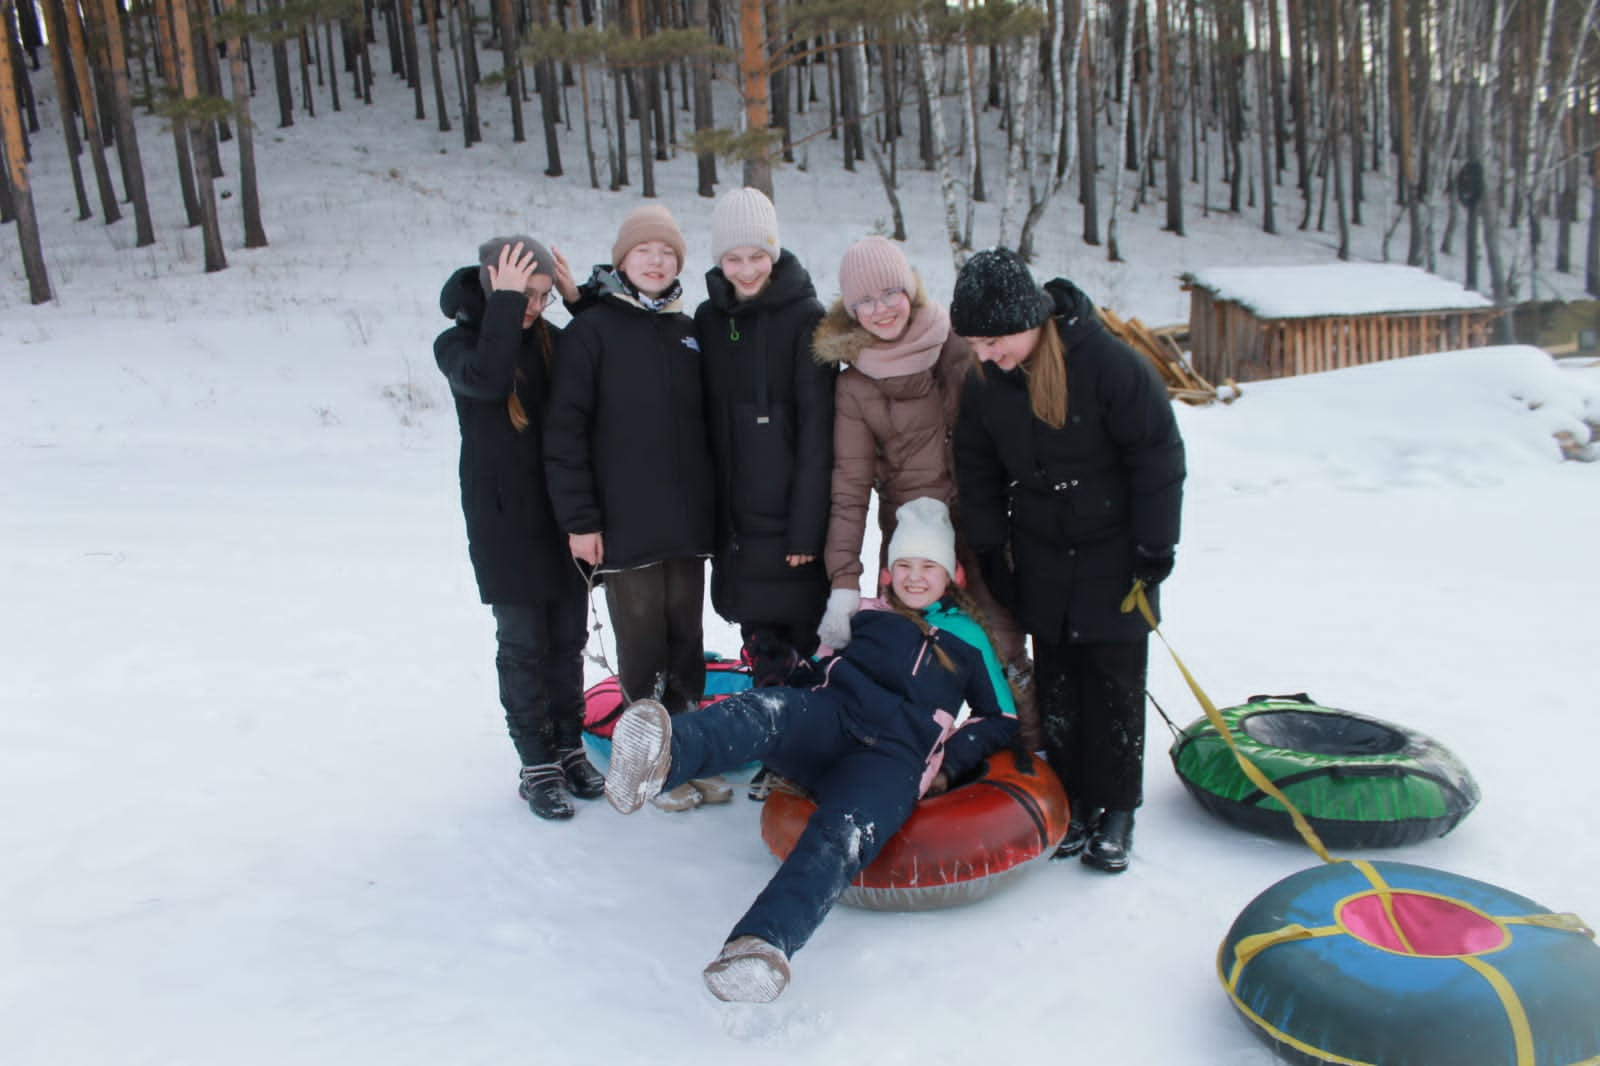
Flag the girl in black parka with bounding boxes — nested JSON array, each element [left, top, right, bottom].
[[543, 205, 720, 813], [695, 188, 834, 690], [434, 236, 607, 821], [951, 249, 1186, 874]]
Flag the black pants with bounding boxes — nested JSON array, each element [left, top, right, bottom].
[[492, 593, 588, 766], [603, 556, 706, 714], [1033, 635, 1149, 813]]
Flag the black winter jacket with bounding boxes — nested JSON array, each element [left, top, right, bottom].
[[954, 279, 1186, 643], [434, 266, 581, 605], [696, 250, 834, 626], [543, 270, 716, 571]]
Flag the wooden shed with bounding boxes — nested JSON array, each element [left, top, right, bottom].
[[1183, 264, 1501, 383]]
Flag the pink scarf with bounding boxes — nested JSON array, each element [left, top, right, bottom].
[[850, 302, 951, 380]]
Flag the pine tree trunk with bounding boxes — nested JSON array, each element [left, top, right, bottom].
[[690, 0, 715, 194], [424, 0, 450, 131], [325, 20, 343, 111], [0, 0, 50, 302], [60, 0, 121, 224], [1253, 0, 1275, 234], [162, 0, 226, 270], [219, 0, 267, 248], [268, 0, 293, 127], [1158, 0, 1181, 234], [1284, 0, 1308, 206], [495, 0, 525, 142], [92, 0, 154, 245], [38, 0, 91, 220]]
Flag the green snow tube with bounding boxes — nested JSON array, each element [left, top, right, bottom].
[[1170, 694, 1481, 849]]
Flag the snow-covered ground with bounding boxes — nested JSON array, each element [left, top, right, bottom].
[[3, 58, 1599, 1066]]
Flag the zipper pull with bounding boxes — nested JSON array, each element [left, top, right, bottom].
[[729, 320, 741, 342]]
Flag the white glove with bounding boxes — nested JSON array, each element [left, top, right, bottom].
[[817, 589, 861, 651]]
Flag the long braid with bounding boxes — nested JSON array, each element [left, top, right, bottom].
[[948, 585, 1023, 705], [506, 320, 556, 433], [883, 587, 957, 672]]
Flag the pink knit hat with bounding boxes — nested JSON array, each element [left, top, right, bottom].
[[838, 236, 917, 311], [611, 204, 687, 270]]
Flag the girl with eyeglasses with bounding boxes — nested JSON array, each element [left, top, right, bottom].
[[434, 236, 607, 821], [809, 237, 1040, 748]]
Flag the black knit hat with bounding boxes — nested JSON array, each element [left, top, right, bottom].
[[949, 248, 1054, 337]]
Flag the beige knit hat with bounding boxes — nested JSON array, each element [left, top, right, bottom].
[[838, 236, 917, 311], [710, 187, 780, 263], [611, 204, 687, 270]]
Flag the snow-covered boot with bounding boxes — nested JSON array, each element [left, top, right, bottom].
[[604, 698, 674, 814], [1052, 807, 1103, 860], [519, 764, 575, 821], [702, 936, 791, 1003], [650, 782, 704, 812], [1082, 808, 1135, 873]]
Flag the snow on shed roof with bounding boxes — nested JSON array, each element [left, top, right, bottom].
[[1183, 263, 1495, 320]]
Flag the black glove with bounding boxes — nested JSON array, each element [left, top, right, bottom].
[[976, 547, 1019, 617], [1133, 544, 1176, 587]]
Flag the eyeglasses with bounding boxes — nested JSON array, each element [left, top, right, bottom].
[[850, 287, 908, 316], [526, 288, 557, 310]]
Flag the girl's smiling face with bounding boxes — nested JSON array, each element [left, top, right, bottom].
[[850, 286, 913, 342], [720, 247, 775, 300], [890, 557, 951, 609], [620, 240, 680, 299]]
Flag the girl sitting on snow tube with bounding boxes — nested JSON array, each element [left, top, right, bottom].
[[603, 497, 1019, 1004]]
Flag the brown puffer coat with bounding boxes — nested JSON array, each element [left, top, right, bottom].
[[811, 284, 972, 593], [813, 284, 1039, 747]]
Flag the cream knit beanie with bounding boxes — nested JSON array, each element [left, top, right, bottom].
[[710, 187, 780, 263], [838, 236, 917, 311], [885, 497, 958, 580], [611, 204, 687, 270]]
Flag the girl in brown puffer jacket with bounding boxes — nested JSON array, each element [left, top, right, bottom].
[[810, 237, 1039, 746]]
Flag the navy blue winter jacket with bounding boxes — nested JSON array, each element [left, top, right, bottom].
[[811, 606, 1018, 788]]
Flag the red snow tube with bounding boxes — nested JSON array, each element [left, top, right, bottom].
[[759, 749, 1071, 911]]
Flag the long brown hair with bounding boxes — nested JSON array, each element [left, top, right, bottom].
[[1025, 322, 1069, 429], [506, 320, 557, 433]]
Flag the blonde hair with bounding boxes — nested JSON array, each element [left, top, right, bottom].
[[507, 320, 557, 433], [1026, 323, 1068, 429]]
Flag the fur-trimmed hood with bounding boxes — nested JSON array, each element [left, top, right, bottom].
[[811, 275, 934, 367]]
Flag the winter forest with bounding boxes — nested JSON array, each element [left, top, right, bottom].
[[3, 0, 1599, 307]]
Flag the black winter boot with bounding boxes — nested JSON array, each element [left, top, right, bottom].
[[1082, 808, 1135, 873], [519, 764, 575, 820], [559, 748, 606, 800], [1052, 807, 1104, 860], [551, 711, 605, 800]]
